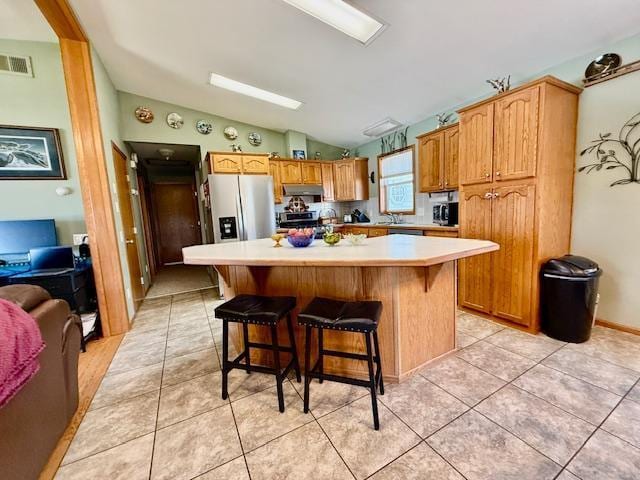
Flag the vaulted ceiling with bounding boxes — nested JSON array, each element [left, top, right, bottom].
[[8, 0, 640, 147]]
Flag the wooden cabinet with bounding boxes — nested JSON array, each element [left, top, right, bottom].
[[350, 227, 369, 235], [443, 126, 459, 189], [368, 227, 388, 237], [459, 185, 494, 314], [417, 124, 458, 192], [491, 184, 536, 325], [242, 154, 269, 174], [418, 132, 443, 192], [210, 152, 242, 173], [334, 158, 369, 201], [269, 160, 283, 204], [459, 104, 494, 185], [280, 160, 303, 184], [457, 76, 581, 331], [424, 230, 459, 238], [494, 87, 539, 182], [321, 162, 335, 201], [301, 161, 322, 184]]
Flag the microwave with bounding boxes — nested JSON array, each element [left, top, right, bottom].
[[433, 202, 458, 226]]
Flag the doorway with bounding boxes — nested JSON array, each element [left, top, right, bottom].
[[127, 141, 215, 298]]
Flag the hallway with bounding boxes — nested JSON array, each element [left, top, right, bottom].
[[145, 265, 215, 299]]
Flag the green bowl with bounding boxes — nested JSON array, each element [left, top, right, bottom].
[[323, 232, 341, 246]]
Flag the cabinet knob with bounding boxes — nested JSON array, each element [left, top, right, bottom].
[[483, 192, 493, 199], [496, 171, 501, 177], [493, 192, 501, 198], [484, 173, 490, 178]]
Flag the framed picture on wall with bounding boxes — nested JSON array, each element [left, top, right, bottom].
[[0, 125, 66, 180], [292, 149, 305, 160]]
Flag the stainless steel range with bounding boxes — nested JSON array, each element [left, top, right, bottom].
[[278, 211, 323, 237]]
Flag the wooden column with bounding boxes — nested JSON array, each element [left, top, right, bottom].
[[35, 0, 129, 335]]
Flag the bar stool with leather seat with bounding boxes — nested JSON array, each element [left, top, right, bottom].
[[215, 294, 301, 412], [298, 297, 384, 429]]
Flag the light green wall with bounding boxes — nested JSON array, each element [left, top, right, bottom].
[[0, 39, 85, 244], [306, 138, 344, 160], [284, 130, 307, 157]]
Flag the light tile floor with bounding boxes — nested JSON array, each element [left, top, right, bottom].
[[55, 294, 640, 480]]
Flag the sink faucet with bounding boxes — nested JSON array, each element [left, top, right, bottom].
[[385, 213, 398, 224]]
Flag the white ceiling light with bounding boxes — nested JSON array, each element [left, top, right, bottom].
[[282, 0, 385, 45], [209, 73, 302, 110], [363, 117, 403, 137]]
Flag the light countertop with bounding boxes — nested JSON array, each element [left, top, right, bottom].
[[183, 234, 497, 267]]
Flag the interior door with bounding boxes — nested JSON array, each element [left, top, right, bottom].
[[459, 103, 494, 185], [152, 182, 201, 264], [491, 183, 536, 326], [494, 86, 539, 181], [112, 144, 145, 305], [458, 184, 493, 313], [443, 126, 459, 189], [418, 132, 444, 192]]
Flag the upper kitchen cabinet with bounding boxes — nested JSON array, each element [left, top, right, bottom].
[[301, 161, 322, 185], [207, 152, 268, 174], [334, 158, 369, 201], [417, 123, 459, 192], [417, 130, 443, 192], [242, 154, 269, 174], [457, 76, 581, 332], [459, 104, 494, 185], [494, 86, 539, 182], [321, 162, 335, 201], [208, 152, 243, 174], [280, 159, 303, 184], [269, 160, 283, 204]]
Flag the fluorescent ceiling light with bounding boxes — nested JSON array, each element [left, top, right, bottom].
[[209, 73, 302, 110], [282, 0, 385, 45], [363, 117, 403, 137]]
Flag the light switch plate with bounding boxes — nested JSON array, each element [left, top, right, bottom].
[[73, 233, 88, 245]]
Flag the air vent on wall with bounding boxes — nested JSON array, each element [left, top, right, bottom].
[[0, 54, 33, 77]]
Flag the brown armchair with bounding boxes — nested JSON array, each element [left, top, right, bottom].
[[0, 285, 82, 480]]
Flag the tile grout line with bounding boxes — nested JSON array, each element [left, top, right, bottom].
[[147, 293, 174, 479], [558, 376, 640, 480], [201, 290, 252, 480]]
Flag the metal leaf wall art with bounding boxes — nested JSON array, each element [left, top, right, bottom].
[[579, 111, 640, 186]]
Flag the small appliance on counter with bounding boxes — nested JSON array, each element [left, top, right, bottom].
[[318, 208, 338, 225], [433, 202, 458, 226], [352, 209, 370, 223]]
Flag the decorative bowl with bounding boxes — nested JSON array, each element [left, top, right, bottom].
[[323, 232, 341, 246], [344, 233, 366, 245], [287, 234, 314, 248]]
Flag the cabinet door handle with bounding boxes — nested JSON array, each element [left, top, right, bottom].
[[495, 171, 501, 177], [483, 192, 493, 199], [484, 173, 490, 178], [493, 192, 501, 198]]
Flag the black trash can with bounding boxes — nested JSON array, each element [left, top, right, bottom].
[[540, 255, 602, 343]]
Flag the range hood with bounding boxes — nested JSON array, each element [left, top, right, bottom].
[[283, 184, 324, 196]]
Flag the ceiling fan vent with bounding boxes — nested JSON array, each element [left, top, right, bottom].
[[0, 53, 33, 77]]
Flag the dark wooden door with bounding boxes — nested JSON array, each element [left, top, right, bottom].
[[152, 182, 201, 265]]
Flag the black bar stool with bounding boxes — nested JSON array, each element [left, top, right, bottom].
[[298, 297, 384, 429], [215, 294, 301, 412]]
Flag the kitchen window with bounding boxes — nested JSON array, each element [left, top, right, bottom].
[[377, 145, 415, 214]]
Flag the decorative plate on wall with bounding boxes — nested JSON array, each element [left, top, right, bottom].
[[196, 120, 213, 135], [134, 106, 154, 123], [223, 126, 238, 140], [167, 112, 184, 129], [248, 132, 262, 146]]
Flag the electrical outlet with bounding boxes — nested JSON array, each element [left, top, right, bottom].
[[73, 233, 88, 245]]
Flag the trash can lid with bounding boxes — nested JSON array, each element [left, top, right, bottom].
[[543, 255, 601, 277]]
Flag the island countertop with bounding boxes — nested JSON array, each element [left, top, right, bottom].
[[183, 234, 498, 268]]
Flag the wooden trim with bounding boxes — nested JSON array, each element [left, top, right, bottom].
[[377, 145, 416, 215], [595, 318, 640, 336], [37, 0, 130, 336], [34, 0, 86, 41], [415, 122, 459, 139], [457, 75, 582, 113]]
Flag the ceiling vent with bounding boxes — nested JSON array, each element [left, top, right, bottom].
[[362, 117, 403, 137], [0, 54, 33, 77]]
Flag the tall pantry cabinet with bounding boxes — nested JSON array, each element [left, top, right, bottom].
[[458, 76, 581, 332]]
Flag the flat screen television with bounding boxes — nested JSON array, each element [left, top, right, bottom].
[[0, 219, 58, 255]]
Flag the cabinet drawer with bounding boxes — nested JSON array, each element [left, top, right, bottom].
[[424, 230, 458, 238], [368, 228, 388, 237], [350, 227, 369, 235]]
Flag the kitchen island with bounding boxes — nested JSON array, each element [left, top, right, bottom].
[[183, 235, 498, 382]]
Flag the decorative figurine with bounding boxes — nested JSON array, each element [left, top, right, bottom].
[[341, 149, 351, 158], [436, 113, 453, 128], [230, 143, 242, 152], [486, 75, 511, 93]]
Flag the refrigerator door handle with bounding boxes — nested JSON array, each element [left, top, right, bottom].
[[235, 188, 246, 241]]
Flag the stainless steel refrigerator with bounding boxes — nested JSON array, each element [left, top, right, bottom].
[[208, 174, 275, 243]]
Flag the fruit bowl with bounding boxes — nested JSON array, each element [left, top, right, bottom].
[[286, 228, 315, 248], [323, 232, 341, 246]]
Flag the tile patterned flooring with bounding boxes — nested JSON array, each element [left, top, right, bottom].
[[55, 292, 640, 480]]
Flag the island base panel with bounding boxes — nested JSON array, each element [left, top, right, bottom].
[[214, 263, 456, 383]]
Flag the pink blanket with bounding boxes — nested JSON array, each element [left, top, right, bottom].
[[0, 298, 45, 408]]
